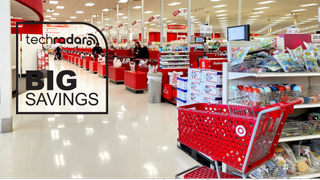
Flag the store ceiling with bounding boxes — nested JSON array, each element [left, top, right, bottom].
[[37, 0, 320, 36]]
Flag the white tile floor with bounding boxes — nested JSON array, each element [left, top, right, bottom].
[[0, 58, 199, 178]]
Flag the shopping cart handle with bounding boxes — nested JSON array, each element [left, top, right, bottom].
[[277, 99, 302, 109]]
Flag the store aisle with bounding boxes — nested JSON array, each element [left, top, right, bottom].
[[0, 58, 199, 178]]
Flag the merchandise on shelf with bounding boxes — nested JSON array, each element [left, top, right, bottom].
[[159, 45, 190, 69], [229, 38, 320, 73]]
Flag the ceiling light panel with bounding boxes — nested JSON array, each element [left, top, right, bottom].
[[257, 1, 275, 4], [216, 14, 227, 17], [144, 11, 153, 14], [291, 9, 307, 12], [70, 16, 76, 19], [215, 10, 227, 13], [168, 2, 181, 6], [53, 13, 59, 15], [213, 4, 227, 8], [49, 1, 58, 4], [85, 3, 95, 6], [133, 6, 141, 9], [56, 6, 64, 9], [253, 7, 269, 10], [76, 11, 83, 14], [300, 3, 318, 7]]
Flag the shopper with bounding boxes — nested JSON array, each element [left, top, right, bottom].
[[92, 43, 104, 55], [134, 41, 142, 58], [109, 45, 114, 50], [140, 46, 150, 58], [55, 45, 61, 60]]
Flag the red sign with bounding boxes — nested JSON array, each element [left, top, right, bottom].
[[11, 18, 23, 28], [168, 24, 186, 30], [284, 34, 311, 50], [109, 26, 113, 30], [118, 23, 123, 28], [148, 16, 154, 22], [173, 9, 181, 17], [46, 24, 69, 28], [101, 28, 105, 31], [132, 21, 137, 26]]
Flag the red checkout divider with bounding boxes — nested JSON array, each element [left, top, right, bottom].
[[74, 56, 79, 66], [124, 71, 147, 94], [79, 58, 84, 68], [89, 61, 98, 73], [83, 56, 92, 70], [97, 63, 107, 78], [109, 66, 125, 84]]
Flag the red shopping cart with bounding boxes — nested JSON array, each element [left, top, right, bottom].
[[176, 96, 301, 178]]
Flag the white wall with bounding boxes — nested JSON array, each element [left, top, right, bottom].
[[10, 34, 16, 66], [19, 34, 42, 75]]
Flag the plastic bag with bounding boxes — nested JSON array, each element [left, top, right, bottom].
[[231, 46, 251, 66], [168, 71, 183, 85], [281, 143, 297, 163], [113, 59, 122, 68], [302, 51, 320, 72], [139, 60, 148, 68], [260, 38, 273, 48], [129, 61, 135, 71], [287, 46, 306, 70], [274, 54, 302, 72]]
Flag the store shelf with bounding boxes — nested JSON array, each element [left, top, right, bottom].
[[279, 134, 320, 142], [160, 59, 190, 62], [160, 67, 189, 69], [160, 51, 189, 53], [228, 72, 320, 80], [161, 55, 189, 57], [289, 172, 320, 178], [160, 63, 190, 66], [160, 59, 190, 61], [294, 103, 320, 109]]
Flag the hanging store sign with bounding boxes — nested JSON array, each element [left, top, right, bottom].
[[148, 16, 155, 22], [118, 23, 123, 28], [173, 9, 181, 17], [154, 15, 161, 23], [178, 8, 188, 20], [200, 25, 213, 34], [109, 26, 113, 30], [168, 24, 186, 29], [132, 21, 137, 26], [101, 28, 105, 31], [287, 28, 300, 34]]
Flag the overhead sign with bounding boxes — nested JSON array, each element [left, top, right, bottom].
[[132, 21, 137, 26], [168, 24, 186, 29], [109, 26, 113, 30], [154, 15, 161, 23], [101, 28, 105, 31], [200, 25, 213, 34], [46, 24, 69, 28], [173, 9, 180, 17], [148, 16, 154, 22], [287, 28, 300, 34], [118, 23, 123, 28], [311, 34, 320, 42]]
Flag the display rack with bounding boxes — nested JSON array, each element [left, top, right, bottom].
[[221, 41, 320, 178], [159, 51, 190, 69]]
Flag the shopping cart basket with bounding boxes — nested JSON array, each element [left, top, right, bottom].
[[176, 96, 301, 178]]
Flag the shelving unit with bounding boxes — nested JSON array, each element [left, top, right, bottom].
[[159, 51, 190, 69], [222, 41, 320, 178]]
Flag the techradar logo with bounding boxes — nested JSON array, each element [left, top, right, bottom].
[[25, 33, 99, 46], [16, 21, 108, 114]]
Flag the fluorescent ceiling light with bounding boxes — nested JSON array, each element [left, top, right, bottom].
[[92, 15, 97, 17], [300, 3, 318, 7], [45, 15, 51, 18], [280, 17, 291, 19], [66, 20, 71, 22], [85, 3, 95, 6], [216, 14, 227, 17], [284, 14, 291, 16], [56, 6, 64, 9], [307, 18, 318, 21], [254, 7, 269, 10], [118, 0, 128, 3], [144, 11, 153, 14], [191, 16, 196, 18], [47, 9, 54, 12], [103, 9, 109, 11], [210, 0, 221, 1], [249, 15, 261, 18], [247, 18, 258, 21], [44, 20, 49, 22], [275, 19, 285, 21], [291, 9, 307, 12], [53, 13, 59, 15], [97, 22, 101, 23], [170, 23, 177, 24], [116, 13, 124, 16], [122, 16, 128, 19], [133, 6, 141, 9], [168, 2, 181, 6], [163, 18, 168, 20], [218, 17, 228, 19], [49, 1, 58, 4], [166, 20, 173, 22], [257, 1, 275, 4], [76, 11, 83, 14], [105, 18, 109, 20], [150, 24, 156, 25], [213, 4, 227, 8], [219, 20, 228, 22], [215, 10, 227, 13], [70, 16, 76, 19], [301, 20, 311, 23], [50, 18, 56, 20]]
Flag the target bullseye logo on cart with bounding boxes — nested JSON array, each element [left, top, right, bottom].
[[236, 125, 246, 137]]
